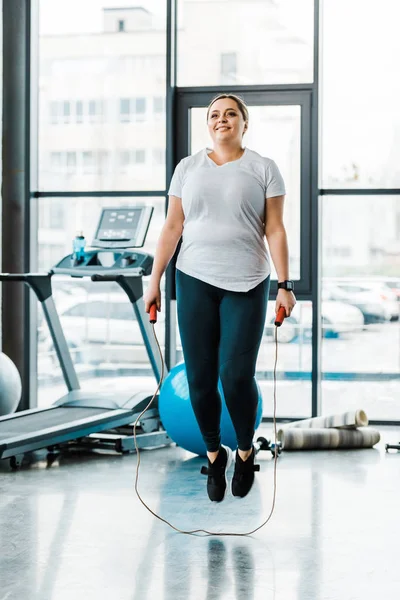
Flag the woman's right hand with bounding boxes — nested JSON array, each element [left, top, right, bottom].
[[144, 282, 161, 314]]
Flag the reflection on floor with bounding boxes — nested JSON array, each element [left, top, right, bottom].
[[0, 425, 399, 600]]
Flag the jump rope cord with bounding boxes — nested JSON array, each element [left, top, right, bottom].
[[132, 316, 280, 537]]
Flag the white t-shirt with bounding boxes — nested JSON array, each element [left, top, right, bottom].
[[168, 147, 286, 292]]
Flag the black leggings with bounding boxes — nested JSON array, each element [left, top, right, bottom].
[[176, 269, 270, 452]]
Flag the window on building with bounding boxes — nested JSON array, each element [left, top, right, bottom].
[[63, 101, 71, 124], [120, 98, 130, 122], [83, 151, 95, 173], [133, 149, 145, 164], [88, 100, 103, 123], [66, 151, 77, 173], [220, 53, 237, 84], [98, 151, 109, 172], [76, 100, 83, 124], [153, 96, 165, 116], [134, 97, 146, 121], [119, 150, 131, 169], [49, 200, 65, 229], [152, 148, 165, 165], [50, 101, 59, 125], [50, 152, 63, 170], [118, 20, 125, 32]]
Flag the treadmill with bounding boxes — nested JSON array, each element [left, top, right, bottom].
[[0, 206, 171, 469]]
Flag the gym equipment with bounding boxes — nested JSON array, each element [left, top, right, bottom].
[[0, 353, 22, 416], [277, 427, 380, 450], [0, 206, 171, 469], [385, 441, 400, 452], [282, 409, 369, 430], [158, 361, 263, 457]]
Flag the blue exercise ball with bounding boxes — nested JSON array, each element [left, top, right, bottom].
[[159, 361, 263, 457]]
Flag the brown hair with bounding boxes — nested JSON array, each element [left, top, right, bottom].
[[206, 93, 249, 127]]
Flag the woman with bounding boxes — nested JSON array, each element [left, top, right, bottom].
[[144, 93, 296, 502]]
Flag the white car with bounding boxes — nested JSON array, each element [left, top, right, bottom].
[[39, 292, 165, 365], [264, 299, 364, 343], [323, 280, 399, 323]]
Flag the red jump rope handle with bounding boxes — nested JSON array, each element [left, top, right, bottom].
[[149, 304, 158, 324], [274, 306, 286, 327]]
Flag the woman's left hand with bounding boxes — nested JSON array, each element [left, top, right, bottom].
[[276, 289, 296, 318]]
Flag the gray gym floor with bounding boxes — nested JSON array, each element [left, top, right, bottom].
[[1, 425, 399, 600]]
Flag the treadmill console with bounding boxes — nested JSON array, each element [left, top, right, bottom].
[[52, 206, 155, 277], [92, 206, 153, 249]]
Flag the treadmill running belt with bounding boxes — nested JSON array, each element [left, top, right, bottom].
[[0, 407, 117, 440]]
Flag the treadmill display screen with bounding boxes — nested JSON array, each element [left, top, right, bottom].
[[95, 209, 141, 242]]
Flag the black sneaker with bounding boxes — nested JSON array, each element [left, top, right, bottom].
[[231, 446, 260, 498], [200, 445, 233, 502]]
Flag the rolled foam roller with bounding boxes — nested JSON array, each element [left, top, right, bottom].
[[284, 410, 368, 430], [276, 427, 380, 450]]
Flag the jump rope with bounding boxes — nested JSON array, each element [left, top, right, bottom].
[[131, 303, 287, 537]]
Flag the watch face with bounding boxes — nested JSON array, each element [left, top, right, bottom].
[[279, 281, 294, 291]]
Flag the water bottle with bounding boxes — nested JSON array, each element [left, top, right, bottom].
[[72, 231, 86, 264]]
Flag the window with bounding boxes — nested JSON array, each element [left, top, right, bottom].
[[177, 0, 314, 86], [119, 98, 147, 122], [98, 151, 109, 172], [134, 149, 145, 164], [153, 96, 165, 118], [50, 152, 62, 170], [119, 149, 145, 169], [152, 148, 165, 166], [321, 0, 400, 188], [82, 151, 95, 173], [322, 195, 400, 420], [120, 98, 130, 123], [119, 150, 131, 169], [134, 97, 146, 122], [220, 53, 237, 84], [50, 101, 59, 124], [76, 101, 83, 124], [88, 100, 103, 123], [66, 151, 76, 173], [39, 6, 166, 191], [63, 101, 71, 124], [37, 196, 167, 407]]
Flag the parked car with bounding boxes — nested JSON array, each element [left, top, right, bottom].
[[323, 280, 398, 323], [383, 278, 400, 302], [263, 299, 364, 343], [39, 292, 165, 365]]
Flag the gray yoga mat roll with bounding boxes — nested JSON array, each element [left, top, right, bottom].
[[277, 427, 380, 450], [284, 409, 368, 430]]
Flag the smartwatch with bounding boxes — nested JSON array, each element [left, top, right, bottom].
[[277, 280, 294, 292]]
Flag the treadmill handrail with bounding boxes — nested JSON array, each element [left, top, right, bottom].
[[0, 272, 53, 302]]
